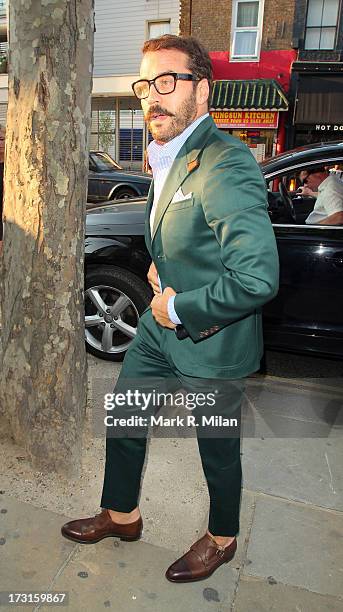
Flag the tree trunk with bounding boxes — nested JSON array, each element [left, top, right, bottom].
[[0, 0, 94, 475]]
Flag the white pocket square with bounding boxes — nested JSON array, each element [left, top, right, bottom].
[[171, 188, 193, 204]]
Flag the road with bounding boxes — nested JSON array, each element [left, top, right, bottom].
[[262, 350, 343, 380]]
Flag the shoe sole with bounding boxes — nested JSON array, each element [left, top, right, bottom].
[[61, 531, 142, 544], [165, 553, 236, 583]]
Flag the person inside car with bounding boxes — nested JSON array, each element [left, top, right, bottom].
[[299, 166, 343, 225]]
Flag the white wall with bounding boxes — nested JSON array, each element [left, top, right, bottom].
[[94, 0, 180, 77]]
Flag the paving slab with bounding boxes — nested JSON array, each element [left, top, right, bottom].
[[242, 378, 343, 438], [0, 495, 76, 610], [232, 575, 343, 612], [241, 436, 343, 510], [41, 536, 239, 612], [0, 492, 240, 612], [243, 495, 343, 598]]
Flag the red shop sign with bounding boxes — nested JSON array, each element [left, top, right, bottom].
[[211, 110, 279, 129]]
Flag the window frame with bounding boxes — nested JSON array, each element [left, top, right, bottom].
[[146, 19, 171, 40], [304, 0, 341, 50], [230, 0, 265, 62]]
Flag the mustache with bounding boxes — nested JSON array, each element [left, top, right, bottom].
[[146, 106, 174, 121]]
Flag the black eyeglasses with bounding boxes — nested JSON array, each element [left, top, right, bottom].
[[132, 72, 199, 100]]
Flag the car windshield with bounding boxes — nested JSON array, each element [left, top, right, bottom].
[[90, 152, 122, 171]]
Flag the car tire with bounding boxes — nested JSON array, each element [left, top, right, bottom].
[[112, 187, 137, 200], [85, 266, 152, 361]]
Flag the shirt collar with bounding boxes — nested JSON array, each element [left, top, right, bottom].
[[148, 113, 209, 174]]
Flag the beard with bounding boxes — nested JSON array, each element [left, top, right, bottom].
[[145, 91, 197, 143]]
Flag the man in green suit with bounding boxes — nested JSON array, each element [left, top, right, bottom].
[[62, 35, 279, 582]]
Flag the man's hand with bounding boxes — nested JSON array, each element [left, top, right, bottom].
[[151, 286, 177, 329], [297, 186, 317, 198], [147, 262, 161, 295]]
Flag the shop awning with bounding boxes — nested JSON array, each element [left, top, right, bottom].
[[295, 75, 343, 124], [210, 79, 289, 111]]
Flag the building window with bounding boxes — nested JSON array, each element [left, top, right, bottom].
[[305, 0, 340, 49], [231, 0, 264, 60], [90, 109, 116, 159], [148, 20, 171, 39], [119, 108, 145, 165]]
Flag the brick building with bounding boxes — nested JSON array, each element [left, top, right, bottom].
[[181, 0, 296, 52], [290, 0, 343, 147], [180, 0, 297, 157]]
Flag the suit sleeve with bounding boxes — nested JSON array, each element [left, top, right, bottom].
[[173, 144, 280, 342]]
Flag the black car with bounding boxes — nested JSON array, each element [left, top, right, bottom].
[[85, 142, 343, 361], [88, 151, 151, 203]]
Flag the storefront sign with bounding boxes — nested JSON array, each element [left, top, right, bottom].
[[315, 124, 343, 132], [210, 111, 278, 129]]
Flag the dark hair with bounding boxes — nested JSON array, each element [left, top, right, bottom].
[[142, 34, 213, 106], [306, 166, 328, 176]]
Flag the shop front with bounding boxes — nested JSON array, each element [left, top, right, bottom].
[[210, 79, 289, 161], [293, 68, 343, 147]]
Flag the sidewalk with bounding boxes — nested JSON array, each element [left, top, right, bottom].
[[1, 356, 342, 611]]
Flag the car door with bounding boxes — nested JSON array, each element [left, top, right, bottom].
[[263, 163, 343, 358], [264, 225, 343, 357]]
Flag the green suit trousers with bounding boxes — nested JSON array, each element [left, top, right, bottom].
[[100, 309, 245, 536]]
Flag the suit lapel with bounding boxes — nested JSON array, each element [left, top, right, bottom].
[[151, 156, 188, 242], [150, 115, 215, 244]]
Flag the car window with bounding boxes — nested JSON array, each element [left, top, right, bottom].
[[267, 161, 343, 226], [89, 157, 97, 172], [90, 152, 122, 172]]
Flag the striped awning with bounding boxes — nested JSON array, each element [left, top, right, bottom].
[[210, 79, 289, 111]]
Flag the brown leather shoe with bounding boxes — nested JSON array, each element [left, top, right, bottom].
[[165, 533, 237, 582], [61, 509, 143, 544]]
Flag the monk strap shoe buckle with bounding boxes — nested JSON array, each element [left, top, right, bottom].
[[215, 547, 226, 558]]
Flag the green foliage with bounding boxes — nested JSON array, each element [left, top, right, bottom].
[[98, 112, 114, 152]]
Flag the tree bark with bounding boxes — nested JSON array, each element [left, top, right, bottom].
[[0, 0, 94, 475]]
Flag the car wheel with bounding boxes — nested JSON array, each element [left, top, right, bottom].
[[85, 266, 152, 361], [112, 187, 137, 200]]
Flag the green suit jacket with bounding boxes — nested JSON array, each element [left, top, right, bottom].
[[144, 115, 279, 379]]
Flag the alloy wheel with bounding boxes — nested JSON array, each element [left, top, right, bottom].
[[85, 284, 138, 356]]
